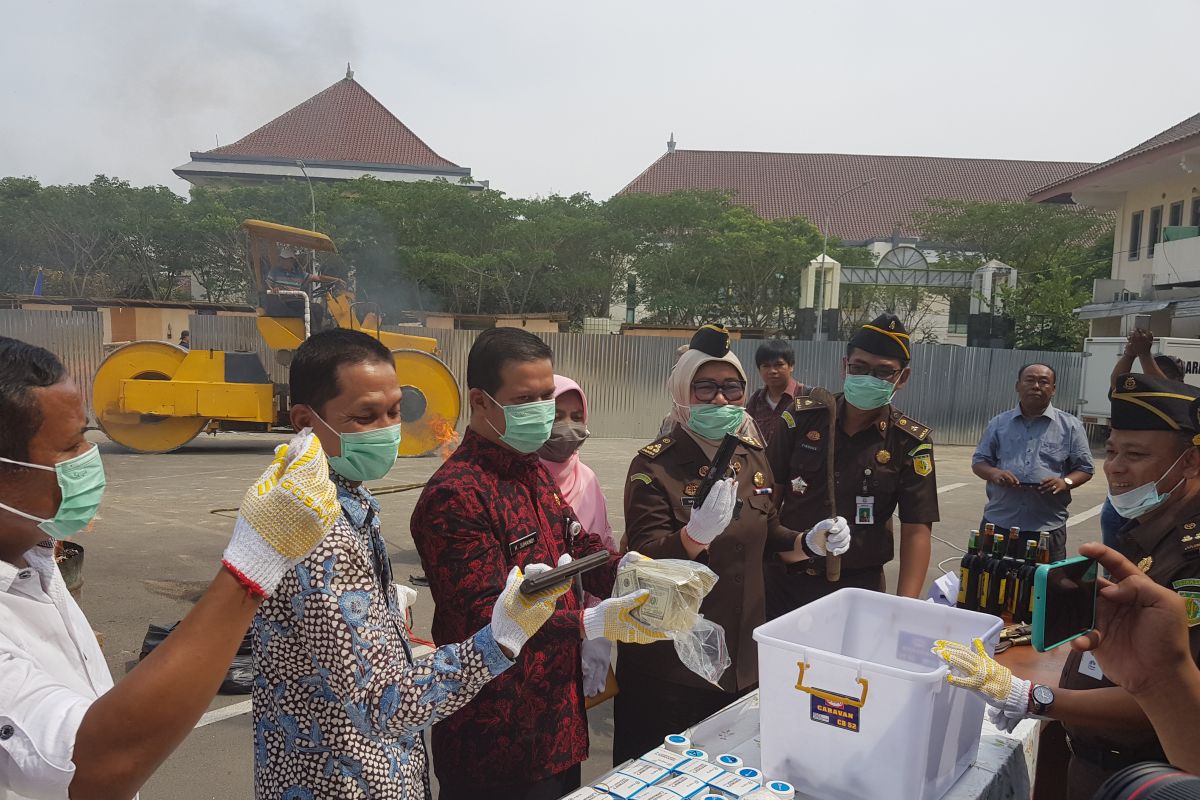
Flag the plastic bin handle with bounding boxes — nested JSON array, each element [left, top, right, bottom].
[[794, 661, 870, 709]]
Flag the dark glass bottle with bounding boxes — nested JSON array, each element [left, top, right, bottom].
[[957, 530, 980, 610], [1013, 540, 1039, 624], [982, 533, 1009, 616]]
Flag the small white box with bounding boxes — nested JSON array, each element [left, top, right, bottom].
[[675, 759, 726, 783], [640, 747, 690, 770], [655, 772, 707, 797], [560, 789, 610, 800], [632, 787, 684, 800], [594, 773, 649, 799], [707, 770, 760, 797], [620, 760, 671, 784]]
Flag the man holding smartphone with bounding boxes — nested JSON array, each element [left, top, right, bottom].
[[937, 374, 1200, 799]]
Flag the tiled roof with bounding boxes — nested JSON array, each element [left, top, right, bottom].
[[620, 150, 1093, 242], [204, 77, 459, 169], [1031, 112, 1200, 200]]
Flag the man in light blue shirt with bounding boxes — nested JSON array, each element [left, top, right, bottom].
[[971, 363, 1094, 561]]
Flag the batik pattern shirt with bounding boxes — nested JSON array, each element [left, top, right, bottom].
[[251, 472, 512, 800], [410, 430, 619, 794]]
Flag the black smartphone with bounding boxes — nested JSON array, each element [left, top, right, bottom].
[[1032, 556, 1099, 651], [519, 550, 610, 595]]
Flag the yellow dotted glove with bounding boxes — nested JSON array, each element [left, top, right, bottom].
[[932, 638, 1029, 721], [490, 564, 573, 656], [583, 591, 668, 644], [223, 430, 341, 597]]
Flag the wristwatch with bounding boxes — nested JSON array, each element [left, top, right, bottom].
[[1063, 477, 1075, 488], [1030, 684, 1055, 716]]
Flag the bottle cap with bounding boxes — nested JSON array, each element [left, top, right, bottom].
[[683, 748, 709, 761], [663, 734, 690, 754], [716, 754, 744, 770], [766, 779, 796, 799], [738, 767, 764, 785]]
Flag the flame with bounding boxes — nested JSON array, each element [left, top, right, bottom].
[[427, 416, 461, 461]]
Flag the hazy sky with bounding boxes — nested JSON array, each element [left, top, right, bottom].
[[2, 1, 1196, 201]]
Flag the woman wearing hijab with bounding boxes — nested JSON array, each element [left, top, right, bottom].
[[538, 375, 619, 698], [612, 323, 851, 763]]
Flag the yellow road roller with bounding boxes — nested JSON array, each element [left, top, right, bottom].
[[92, 220, 461, 455]]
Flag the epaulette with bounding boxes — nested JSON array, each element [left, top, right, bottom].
[[792, 396, 825, 412], [638, 435, 675, 459], [1179, 518, 1200, 559], [737, 432, 763, 450], [891, 408, 931, 441]]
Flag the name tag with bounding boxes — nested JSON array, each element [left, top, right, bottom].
[[508, 531, 537, 557]]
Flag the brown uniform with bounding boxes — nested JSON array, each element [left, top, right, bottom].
[[1057, 501, 1200, 799], [613, 424, 799, 763], [764, 395, 940, 618]]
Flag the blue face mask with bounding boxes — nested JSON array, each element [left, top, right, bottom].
[[484, 392, 556, 454], [312, 412, 401, 482], [843, 374, 898, 411], [687, 404, 745, 440], [0, 445, 107, 539], [1108, 449, 1187, 520]]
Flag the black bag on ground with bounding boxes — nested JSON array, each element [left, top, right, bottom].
[[139, 621, 256, 695]]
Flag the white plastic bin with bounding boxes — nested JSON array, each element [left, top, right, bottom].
[[753, 589, 1003, 800]]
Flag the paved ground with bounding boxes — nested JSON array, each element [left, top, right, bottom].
[[75, 431, 1109, 799]]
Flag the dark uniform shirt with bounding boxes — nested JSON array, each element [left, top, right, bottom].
[[745, 379, 806, 445], [1058, 498, 1200, 797], [621, 425, 798, 692], [410, 429, 618, 793], [766, 395, 940, 571]]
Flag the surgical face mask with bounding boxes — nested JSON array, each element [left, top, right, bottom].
[[0, 445, 106, 540], [312, 411, 401, 482], [1108, 449, 1188, 520], [538, 420, 590, 463], [687, 403, 745, 440], [484, 392, 556, 454], [843, 374, 898, 411]]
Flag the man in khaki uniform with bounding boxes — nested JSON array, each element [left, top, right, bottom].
[[766, 314, 938, 617]]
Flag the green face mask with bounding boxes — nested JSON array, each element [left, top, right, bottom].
[[0, 445, 107, 540], [313, 412, 401, 482], [842, 374, 898, 410], [484, 392, 556, 454], [687, 403, 745, 439]]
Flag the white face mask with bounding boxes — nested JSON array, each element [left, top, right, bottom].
[[1108, 449, 1188, 520]]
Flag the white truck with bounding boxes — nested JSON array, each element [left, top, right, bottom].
[[1078, 336, 1200, 425]]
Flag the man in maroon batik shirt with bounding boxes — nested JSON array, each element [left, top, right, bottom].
[[744, 339, 804, 445], [412, 327, 659, 800]]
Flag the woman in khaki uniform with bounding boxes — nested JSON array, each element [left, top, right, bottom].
[[613, 324, 850, 764]]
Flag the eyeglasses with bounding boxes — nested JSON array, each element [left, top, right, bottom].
[[691, 379, 746, 402], [1020, 376, 1054, 387], [846, 363, 901, 381]]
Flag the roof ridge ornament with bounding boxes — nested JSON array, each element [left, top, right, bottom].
[[346, 62, 354, 80]]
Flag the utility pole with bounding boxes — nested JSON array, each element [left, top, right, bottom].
[[814, 177, 878, 340]]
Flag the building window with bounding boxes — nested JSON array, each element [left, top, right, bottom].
[[947, 292, 969, 335], [1129, 210, 1144, 260], [1192, 197, 1200, 228], [1148, 206, 1163, 258], [1170, 200, 1184, 228]]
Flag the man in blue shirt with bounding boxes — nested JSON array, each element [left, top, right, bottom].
[[971, 363, 1094, 561]]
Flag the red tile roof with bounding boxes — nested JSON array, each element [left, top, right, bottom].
[[1031, 112, 1200, 201], [205, 77, 459, 169], [620, 150, 1093, 242]]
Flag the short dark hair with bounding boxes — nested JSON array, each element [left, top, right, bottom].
[[289, 328, 394, 414], [0, 337, 67, 464], [180, 329, 189, 337], [1155, 354, 1185, 381], [1018, 363, 1056, 384], [467, 328, 554, 396], [755, 340, 795, 368]]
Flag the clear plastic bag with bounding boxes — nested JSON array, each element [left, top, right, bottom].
[[613, 558, 731, 685]]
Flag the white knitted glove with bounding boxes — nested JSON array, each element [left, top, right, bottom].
[[583, 591, 666, 644], [581, 636, 613, 697], [222, 430, 341, 598], [490, 563, 572, 656], [805, 516, 851, 556], [932, 639, 1030, 729], [684, 478, 737, 546]]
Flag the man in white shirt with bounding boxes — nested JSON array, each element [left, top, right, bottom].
[[0, 336, 344, 800]]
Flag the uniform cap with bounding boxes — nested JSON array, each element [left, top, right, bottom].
[[689, 323, 732, 357], [1110, 373, 1200, 442], [847, 313, 910, 362]]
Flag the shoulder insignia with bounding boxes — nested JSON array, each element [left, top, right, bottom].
[[793, 397, 824, 412], [913, 453, 933, 477], [630, 472, 653, 485], [891, 409, 930, 441], [908, 443, 933, 458], [782, 410, 796, 429], [639, 436, 675, 459], [737, 433, 763, 450]]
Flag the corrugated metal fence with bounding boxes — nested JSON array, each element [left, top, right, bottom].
[[0, 310, 105, 423], [389, 328, 1084, 446], [0, 309, 1084, 446]]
